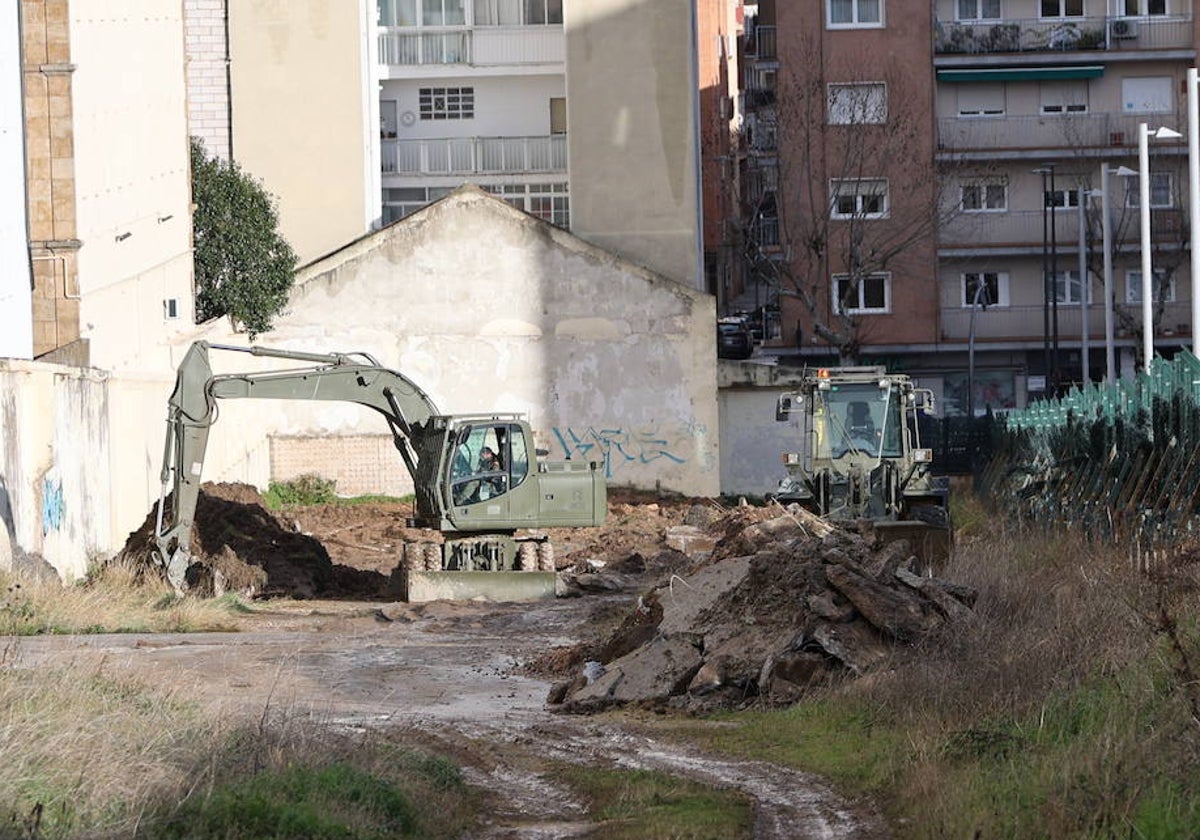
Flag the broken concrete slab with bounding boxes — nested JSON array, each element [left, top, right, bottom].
[[825, 563, 942, 641], [565, 635, 702, 707], [657, 554, 752, 636]]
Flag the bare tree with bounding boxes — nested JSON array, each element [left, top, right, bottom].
[[744, 32, 964, 364]]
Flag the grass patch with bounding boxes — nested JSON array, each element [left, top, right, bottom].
[[556, 765, 752, 840], [0, 566, 250, 636], [263, 474, 338, 507], [0, 663, 478, 840]]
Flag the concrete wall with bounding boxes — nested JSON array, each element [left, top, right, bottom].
[[717, 361, 809, 497], [255, 187, 720, 495], [0, 3, 32, 360], [565, 0, 702, 289], [70, 2, 196, 372], [229, 0, 378, 264]]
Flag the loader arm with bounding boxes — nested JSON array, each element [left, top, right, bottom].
[[154, 341, 441, 589]]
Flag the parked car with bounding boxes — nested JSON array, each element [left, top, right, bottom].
[[717, 317, 754, 360]]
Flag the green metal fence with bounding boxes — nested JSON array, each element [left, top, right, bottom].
[[980, 351, 1200, 550]]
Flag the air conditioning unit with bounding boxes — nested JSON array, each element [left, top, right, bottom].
[[1110, 18, 1139, 39]]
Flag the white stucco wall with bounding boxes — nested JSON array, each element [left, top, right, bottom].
[[381, 74, 566, 140], [717, 362, 811, 497], [249, 187, 720, 495], [0, 4, 32, 361], [71, 3, 196, 373]]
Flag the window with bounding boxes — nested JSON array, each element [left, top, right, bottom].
[[961, 182, 1007, 212], [1049, 269, 1088, 304], [1126, 172, 1173, 208], [1122, 0, 1166, 15], [957, 0, 1001, 19], [474, 0, 521, 24], [1043, 186, 1082, 209], [549, 97, 567, 134], [522, 0, 563, 24], [962, 272, 1009, 307], [828, 0, 882, 27], [1126, 269, 1176, 303], [957, 84, 1005, 117], [419, 87, 474, 120], [421, 0, 466, 25], [827, 83, 887, 125], [449, 423, 529, 506], [1122, 77, 1173, 113], [833, 273, 890, 314], [481, 182, 570, 228], [379, 0, 419, 26], [831, 179, 888, 219], [1040, 81, 1088, 114], [1040, 0, 1082, 17]]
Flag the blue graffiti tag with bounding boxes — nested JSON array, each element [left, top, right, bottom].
[[552, 427, 686, 479], [42, 477, 65, 535]]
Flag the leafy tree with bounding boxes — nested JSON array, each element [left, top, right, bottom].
[[190, 137, 297, 338]]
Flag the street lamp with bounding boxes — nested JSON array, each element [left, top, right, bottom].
[[1137, 123, 1183, 373], [967, 278, 988, 419], [1033, 164, 1057, 391], [1094, 163, 1137, 384], [1189, 68, 1199, 357]]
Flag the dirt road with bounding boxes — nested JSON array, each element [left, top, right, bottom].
[[10, 595, 887, 839]]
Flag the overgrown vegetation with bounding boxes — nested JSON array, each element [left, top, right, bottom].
[[0, 563, 246, 636], [262, 474, 412, 509], [190, 136, 297, 339], [0, 665, 478, 839], [671, 507, 1200, 838]]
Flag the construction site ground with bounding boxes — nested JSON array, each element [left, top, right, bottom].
[[14, 485, 930, 839]]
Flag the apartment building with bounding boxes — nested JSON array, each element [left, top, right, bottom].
[[740, 0, 941, 365], [743, 0, 1198, 415], [935, 0, 1196, 410]]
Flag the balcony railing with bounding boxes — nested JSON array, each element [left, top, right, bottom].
[[939, 208, 1186, 248], [378, 26, 564, 67], [934, 14, 1193, 56], [937, 112, 1188, 153], [939, 301, 1192, 341], [746, 25, 777, 60], [381, 134, 567, 175]]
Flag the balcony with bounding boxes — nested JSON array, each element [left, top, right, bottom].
[[938, 301, 1192, 342], [937, 112, 1188, 155], [381, 134, 567, 176], [378, 26, 564, 69], [745, 25, 777, 60], [934, 14, 1194, 57], [939, 208, 1186, 250]]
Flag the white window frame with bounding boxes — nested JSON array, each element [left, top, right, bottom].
[[1122, 0, 1167, 16], [833, 272, 891, 314], [827, 82, 887, 125], [1049, 269, 1089, 304], [1125, 269, 1176, 303], [830, 179, 889, 219], [827, 0, 883, 28], [1040, 0, 1083, 18], [1044, 187, 1082, 210], [419, 86, 475, 120], [1126, 172, 1174, 208], [961, 182, 1007, 212], [962, 271, 1010, 307], [957, 0, 1002, 20]]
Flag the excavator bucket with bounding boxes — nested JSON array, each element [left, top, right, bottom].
[[403, 570, 558, 603]]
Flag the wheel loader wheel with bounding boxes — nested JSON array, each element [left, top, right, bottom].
[[537, 541, 555, 572], [401, 543, 417, 571], [518, 542, 538, 571]]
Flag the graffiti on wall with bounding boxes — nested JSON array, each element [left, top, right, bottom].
[[552, 426, 690, 479], [41, 475, 64, 535]]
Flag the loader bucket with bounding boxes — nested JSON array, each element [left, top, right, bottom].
[[870, 520, 953, 571], [403, 570, 558, 603]]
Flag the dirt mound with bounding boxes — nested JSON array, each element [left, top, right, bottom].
[[551, 505, 976, 714], [115, 483, 392, 599]]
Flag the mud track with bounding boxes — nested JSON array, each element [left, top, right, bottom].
[[9, 596, 888, 839]]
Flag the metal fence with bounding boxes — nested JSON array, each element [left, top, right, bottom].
[[978, 350, 1200, 550]]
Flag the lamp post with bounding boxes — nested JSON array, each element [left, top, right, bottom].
[[967, 279, 988, 419], [1033, 164, 1057, 390], [1189, 67, 1199, 356], [1096, 163, 1139, 384], [1078, 186, 1089, 385], [1138, 123, 1183, 373]]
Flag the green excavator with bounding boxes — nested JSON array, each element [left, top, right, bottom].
[[154, 341, 607, 601]]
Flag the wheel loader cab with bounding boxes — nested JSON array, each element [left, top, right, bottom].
[[818, 384, 903, 460]]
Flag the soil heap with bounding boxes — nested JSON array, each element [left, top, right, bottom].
[[550, 504, 976, 713]]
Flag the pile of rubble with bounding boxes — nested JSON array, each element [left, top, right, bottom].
[[550, 504, 976, 713]]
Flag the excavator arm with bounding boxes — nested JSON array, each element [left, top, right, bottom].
[[154, 341, 442, 590]]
